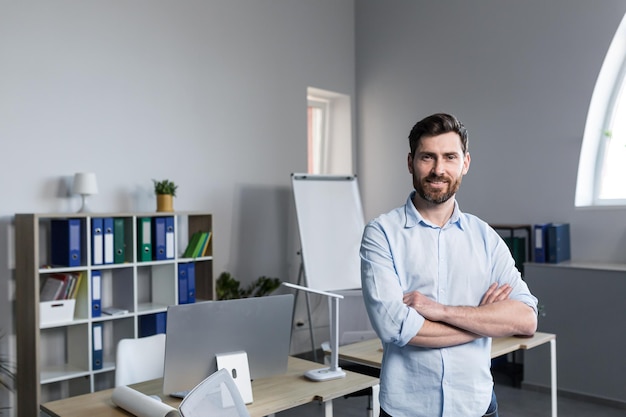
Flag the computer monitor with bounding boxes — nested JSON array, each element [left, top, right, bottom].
[[162, 294, 294, 397]]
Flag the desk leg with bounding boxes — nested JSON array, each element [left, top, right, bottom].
[[370, 384, 380, 417], [324, 399, 333, 417], [550, 339, 557, 417]]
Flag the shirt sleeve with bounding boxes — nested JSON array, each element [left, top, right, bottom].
[[360, 221, 425, 346], [490, 230, 539, 314]]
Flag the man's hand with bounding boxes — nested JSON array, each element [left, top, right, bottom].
[[402, 290, 445, 322], [403, 283, 512, 322], [480, 283, 512, 305]]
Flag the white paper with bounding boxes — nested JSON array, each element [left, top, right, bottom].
[[111, 386, 181, 417]]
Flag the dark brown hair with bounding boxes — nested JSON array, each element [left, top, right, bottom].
[[408, 113, 468, 157]]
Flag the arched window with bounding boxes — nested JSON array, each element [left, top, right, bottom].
[[576, 13, 626, 207]]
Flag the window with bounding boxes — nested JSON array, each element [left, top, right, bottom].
[[596, 68, 626, 201], [307, 96, 329, 174], [306, 87, 353, 175], [576, 13, 626, 206]]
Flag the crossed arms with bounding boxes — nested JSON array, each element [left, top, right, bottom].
[[403, 283, 538, 348]]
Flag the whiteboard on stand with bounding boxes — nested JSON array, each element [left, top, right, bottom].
[[291, 173, 365, 292]]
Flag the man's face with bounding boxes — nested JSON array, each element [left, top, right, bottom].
[[408, 131, 470, 204]]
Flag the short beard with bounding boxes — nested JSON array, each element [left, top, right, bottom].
[[415, 174, 461, 204]]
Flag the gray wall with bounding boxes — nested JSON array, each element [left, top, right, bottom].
[[356, 0, 626, 263], [0, 1, 355, 409], [3, 0, 626, 410]]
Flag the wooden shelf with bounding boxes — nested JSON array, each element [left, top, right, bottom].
[[15, 211, 214, 416]]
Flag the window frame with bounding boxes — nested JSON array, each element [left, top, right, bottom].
[[306, 87, 353, 176], [575, 12, 626, 207]]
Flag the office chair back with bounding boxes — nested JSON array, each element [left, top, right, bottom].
[[115, 333, 166, 387]]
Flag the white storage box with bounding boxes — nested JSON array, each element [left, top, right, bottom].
[[40, 299, 76, 326]]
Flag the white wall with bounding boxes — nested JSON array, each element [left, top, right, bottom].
[[0, 1, 355, 410], [356, 0, 626, 263]]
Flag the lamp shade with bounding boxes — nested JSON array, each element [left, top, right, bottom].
[[73, 172, 98, 195]]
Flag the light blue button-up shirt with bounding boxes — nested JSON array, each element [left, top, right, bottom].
[[360, 192, 538, 417]]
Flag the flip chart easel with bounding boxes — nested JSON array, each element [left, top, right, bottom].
[[291, 173, 366, 357], [291, 173, 365, 291]]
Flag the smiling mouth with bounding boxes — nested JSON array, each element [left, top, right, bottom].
[[426, 177, 449, 186]]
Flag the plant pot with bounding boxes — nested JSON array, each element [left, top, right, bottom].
[[156, 194, 174, 212]]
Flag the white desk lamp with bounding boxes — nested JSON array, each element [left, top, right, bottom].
[[282, 282, 346, 381], [73, 172, 98, 213]]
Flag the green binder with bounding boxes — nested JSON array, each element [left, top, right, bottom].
[[137, 217, 152, 262], [183, 232, 202, 258], [504, 236, 526, 275], [114, 218, 125, 264]]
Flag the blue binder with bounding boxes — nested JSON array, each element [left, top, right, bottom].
[[103, 217, 114, 265], [547, 223, 570, 263], [178, 263, 189, 304], [178, 263, 196, 304], [139, 312, 167, 337], [153, 217, 167, 261], [92, 322, 103, 370], [50, 219, 81, 267], [91, 218, 104, 265], [165, 217, 175, 259], [187, 262, 196, 304], [91, 270, 102, 317], [533, 223, 550, 263]]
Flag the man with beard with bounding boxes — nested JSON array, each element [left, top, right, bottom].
[[360, 113, 538, 417]]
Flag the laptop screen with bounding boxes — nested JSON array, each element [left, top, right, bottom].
[[162, 294, 293, 396]]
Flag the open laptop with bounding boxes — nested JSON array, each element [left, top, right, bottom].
[[163, 294, 294, 398]]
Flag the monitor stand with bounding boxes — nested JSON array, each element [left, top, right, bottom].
[[216, 351, 254, 404]]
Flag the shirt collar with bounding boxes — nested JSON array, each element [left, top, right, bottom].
[[404, 190, 465, 230]]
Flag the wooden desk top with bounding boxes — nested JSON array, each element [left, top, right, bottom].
[[41, 356, 379, 417], [338, 332, 556, 369]]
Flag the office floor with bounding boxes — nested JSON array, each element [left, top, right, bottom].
[[276, 354, 626, 417]]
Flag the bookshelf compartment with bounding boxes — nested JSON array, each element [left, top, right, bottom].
[[99, 317, 134, 371], [40, 323, 90, 383], [37, 217, 89, 268], [194, 259, 214, 301], [15, 211, 213, 416], [40, 375, 91, 404], [39, 269, 88, 324], [136, 263, 176, 312], [93, 371, 115, 392], [98, 267, 135, 314]]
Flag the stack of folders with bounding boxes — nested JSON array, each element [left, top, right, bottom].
[[136, 217, 176, 262], [139, 312, 167, 337], [50, 219, 82, 267], [91, 217, 129, 265], [182, 231, 212, 258], [533, 223, 571, 263], [40, 271, 84, 302]]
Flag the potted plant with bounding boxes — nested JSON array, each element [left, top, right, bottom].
[[152, 179, 178, 212], [216, 272, 281, 300]]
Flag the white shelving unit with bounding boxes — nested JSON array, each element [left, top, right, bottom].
[[14, 211, 213, 416]]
